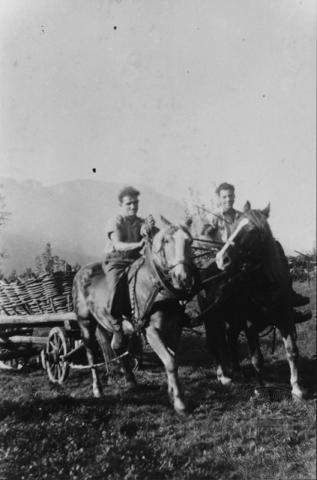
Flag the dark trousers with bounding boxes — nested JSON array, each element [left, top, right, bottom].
[[103, 260, 132, 319], [275, 241, 292, 287]]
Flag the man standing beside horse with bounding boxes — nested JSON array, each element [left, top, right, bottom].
[[203, 182, 310, 312]]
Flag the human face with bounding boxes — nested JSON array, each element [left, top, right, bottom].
[[218, 189, 235, 213], [120, 195, 139, 218]]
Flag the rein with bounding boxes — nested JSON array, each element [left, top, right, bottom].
[[195, 260, 263, 323], [194, 205, 232, 225], [191, 238, 224, 247], [129, 243, 196, 330], [145, 243, 196, 300]]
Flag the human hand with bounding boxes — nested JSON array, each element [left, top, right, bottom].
[[141, 216, 156, 237], [138, 238, 146, 249], [146, 214, 155, 228]]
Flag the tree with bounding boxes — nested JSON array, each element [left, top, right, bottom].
[[35, 243, 71, 275], [7, 269, 17, 282], [35, 243, 54, 275], [0, 186, 10, 230], [0, 186, 11, 270]]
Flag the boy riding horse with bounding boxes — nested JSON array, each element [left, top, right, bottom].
[[103, 186, 156, 350]]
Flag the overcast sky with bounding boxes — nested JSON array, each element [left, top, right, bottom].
[[0, 0, 315, 252]]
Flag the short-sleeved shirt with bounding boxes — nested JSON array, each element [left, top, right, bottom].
[[203, 208, 242, 243], [104, 214, 144, 256]]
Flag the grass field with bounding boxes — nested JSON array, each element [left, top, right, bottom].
[[0, 280, 316, 480]]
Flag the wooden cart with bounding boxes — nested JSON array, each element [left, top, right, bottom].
[[0, 312, 143, 384]]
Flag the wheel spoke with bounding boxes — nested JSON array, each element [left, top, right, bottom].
[[46, 327, 69, 384]]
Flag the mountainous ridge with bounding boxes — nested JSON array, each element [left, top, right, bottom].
[[0, 177, 185, 275]]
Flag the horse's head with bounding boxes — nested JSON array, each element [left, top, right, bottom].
[[216, 201, 272, 271], [150, 215, 196, 292]]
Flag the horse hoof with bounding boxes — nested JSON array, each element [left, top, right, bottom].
[[106, 376, 115, 386], [175, 407, 188, 417], [218, 375, 232, 386], [126, 380, 138, 391], [173, 397, 187, 415], [252, 388, 264, 399], [292, 386, 307, 401], [93, 390, 103, 398]]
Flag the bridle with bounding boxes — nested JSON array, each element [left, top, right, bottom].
[[191, 214, 269, 286], [151, 226, 194, 273], [146, 229, 199, 299], [153, 249, 194, 274]]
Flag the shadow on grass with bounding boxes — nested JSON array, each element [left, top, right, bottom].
[[0, 395, 113, 422], [0, 381, 178, 422], [262, 356, 317, 396], [178, 329, 212, 367]]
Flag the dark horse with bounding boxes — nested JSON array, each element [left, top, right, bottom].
[[198, 202, 306, 399], [72, 218, 198, 414]]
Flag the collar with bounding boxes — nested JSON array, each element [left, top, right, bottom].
[[219, 208, 240, 219], [144, 243, 198, 301]]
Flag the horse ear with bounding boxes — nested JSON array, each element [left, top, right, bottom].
[[261, 202, 270, 218], [243, 201, 251, 212], [160, 215, 172, 226], [185, 216, 193, 228]]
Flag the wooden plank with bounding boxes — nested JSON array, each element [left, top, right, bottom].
[[0, 349, 37, 361], [0, 312, 77, 327], [0, 336, 47, 345]]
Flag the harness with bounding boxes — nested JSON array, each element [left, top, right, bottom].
[[128, 243, 199, 330]]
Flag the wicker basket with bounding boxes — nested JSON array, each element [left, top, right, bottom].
[[0, 271, 76, 316]]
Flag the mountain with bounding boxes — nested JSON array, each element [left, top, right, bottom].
[[0, 178, 185, 275]]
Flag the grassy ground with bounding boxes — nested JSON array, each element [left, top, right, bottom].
[[0, 280, 316, 480]]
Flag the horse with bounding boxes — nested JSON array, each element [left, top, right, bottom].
[[196, 202, 306, 399], [72, 217, 198, 414]]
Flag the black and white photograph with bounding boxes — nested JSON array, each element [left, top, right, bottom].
[[0, 1, 316, 479]]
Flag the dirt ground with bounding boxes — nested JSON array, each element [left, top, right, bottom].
[[0, 280, 316, 480]]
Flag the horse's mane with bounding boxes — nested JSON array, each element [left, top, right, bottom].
[[240, 209, 271, 237], [152, 224, 192, 253], [239, 209, 288, 289]]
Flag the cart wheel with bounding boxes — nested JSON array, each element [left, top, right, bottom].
[[45, 327, 70, 384]]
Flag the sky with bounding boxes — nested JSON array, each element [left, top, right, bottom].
[[0, 0, 315, 253]]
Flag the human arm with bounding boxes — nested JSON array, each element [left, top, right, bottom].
[[201, 214, 218, 236], [105, 215, 145, 253], [109, 231, 145, 252]]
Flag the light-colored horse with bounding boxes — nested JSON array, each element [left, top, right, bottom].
[[72, 219, 198, 414], [199, 202, 306, 399]]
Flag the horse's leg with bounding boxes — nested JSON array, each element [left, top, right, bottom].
[[205, 315, 233, 386], [145, 310, 186, 414], [278, 312, 306, 399], [117, 348, 138, 390], [244, 321, 264, 392], [95, 326, 115, 384], [96, 323, 137, 390], [78, 317, 103, 398], [227, 323, 243, 381], [129, 332, 144, 370]]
